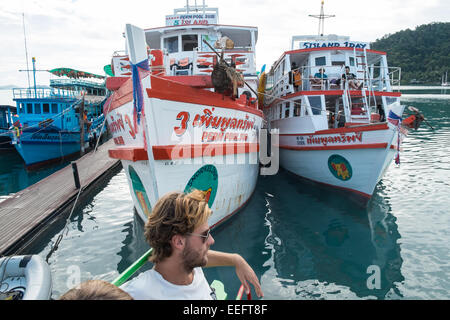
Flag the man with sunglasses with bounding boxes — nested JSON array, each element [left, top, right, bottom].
[[120, 189, 263, 300]]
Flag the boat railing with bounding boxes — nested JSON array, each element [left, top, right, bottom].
[[50, 78, 106, 89], [12, 87, 78, 100], [167, 49, 256, 76], [267, 65, 401, 97]]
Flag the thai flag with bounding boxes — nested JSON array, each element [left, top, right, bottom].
[[387, 110, 402, 126]]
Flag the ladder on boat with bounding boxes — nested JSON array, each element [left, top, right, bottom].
[[345, 48, 378, 123]]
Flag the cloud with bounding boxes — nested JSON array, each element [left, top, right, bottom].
[[0, 0, 448, 106]]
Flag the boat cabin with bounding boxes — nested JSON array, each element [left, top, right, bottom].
[[12, 68, 106, 131], [0, 105, 16, 130], [264, 35, 402, 133], [111, 3, 258, 82]]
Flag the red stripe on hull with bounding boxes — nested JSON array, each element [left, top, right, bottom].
[[279, 123, 389, 136], [285, 169, 372, 204], [108, 147, 148, 162], [104, 75, 264, 119], [279, 142, 388, 151], [152, 143, 259, 160]]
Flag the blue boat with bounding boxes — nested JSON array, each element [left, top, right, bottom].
[[0, 104, 17, 150], [11, 63, 108, 166]]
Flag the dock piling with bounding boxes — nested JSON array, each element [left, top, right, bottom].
[[71, 162, 81, 189]]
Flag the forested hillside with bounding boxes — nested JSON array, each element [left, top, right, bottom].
[[371, 22, 450, 84]]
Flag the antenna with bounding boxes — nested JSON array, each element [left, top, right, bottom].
[[22, 12, 31, 89], [308, 0, 335, 36]]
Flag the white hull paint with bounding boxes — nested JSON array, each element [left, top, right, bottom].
[[278, 124, 398, 198], [106, 80, 262, 226]]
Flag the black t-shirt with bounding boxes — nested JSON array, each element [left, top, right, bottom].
[[342, 72, 356, 80]]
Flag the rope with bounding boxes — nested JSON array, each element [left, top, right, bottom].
[[43, 92, 114, 263]]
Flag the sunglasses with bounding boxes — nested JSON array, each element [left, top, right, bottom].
[[187, 228, 211, 243]]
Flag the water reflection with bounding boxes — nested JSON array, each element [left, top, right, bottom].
[[117, 210, 152, 276], [0, 150, 68, 196], [259, 170, 404, 299]]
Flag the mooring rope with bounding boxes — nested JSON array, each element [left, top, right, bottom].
[[38, 93, 115, 263]]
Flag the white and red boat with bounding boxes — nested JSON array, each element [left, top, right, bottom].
[[104, 2, 263, 226], [260, 3, 408, 204]]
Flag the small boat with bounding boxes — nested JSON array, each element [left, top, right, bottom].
[[11, 59, 108, 167], [260, 1, 409, 204], [0, 105, 17, 150], [104, 1, 263, 226], [0, 255, 52, 300]]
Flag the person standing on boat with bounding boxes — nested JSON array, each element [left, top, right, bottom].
[[120, 190, 263, 300], [341, 66, 363, 90]]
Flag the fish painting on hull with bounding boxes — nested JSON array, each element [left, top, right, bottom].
[[184, 165, 218, 208]]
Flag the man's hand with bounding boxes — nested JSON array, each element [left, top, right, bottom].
[[232, 254, 263, 298], [206, 250, 263, 298]]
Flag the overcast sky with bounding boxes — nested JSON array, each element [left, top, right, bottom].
[[0, 0, 448, 105]]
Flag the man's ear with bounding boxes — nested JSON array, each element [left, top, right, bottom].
[[171, 234, 185, 250]]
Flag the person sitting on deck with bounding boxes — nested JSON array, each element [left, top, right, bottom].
[[120, 190, 263, 300], [342, 66, 363, 90], [310, 68, 328, 88], [59, 280, 133, 300]]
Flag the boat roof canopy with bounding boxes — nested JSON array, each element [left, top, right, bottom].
[[144, 24, 258, 50], [48, 68, 105, 80]]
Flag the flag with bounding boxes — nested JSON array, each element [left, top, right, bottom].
[[387, 110, 402, 126]]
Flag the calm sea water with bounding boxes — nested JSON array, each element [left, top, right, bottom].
[[3, 87, 449, 300]]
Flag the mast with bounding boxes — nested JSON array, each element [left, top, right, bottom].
[[309, 0, 335, 36], [32, 57, 37, 97], [22, 13, 31, 89]]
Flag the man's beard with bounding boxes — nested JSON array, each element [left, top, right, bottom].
[[181, 239, 208, 273]]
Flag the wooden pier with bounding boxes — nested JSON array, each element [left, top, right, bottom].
[[0, 139, 121, 255]]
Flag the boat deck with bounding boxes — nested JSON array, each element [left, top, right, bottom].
[[0, 139, 121, 255]]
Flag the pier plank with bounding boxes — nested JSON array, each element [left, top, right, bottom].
[[0, 139, 120, 255]]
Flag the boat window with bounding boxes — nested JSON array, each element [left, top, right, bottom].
[[19, 103, 25, 114], [279, 104, 282, 119], [315, 56, 326, 66], [27, 103, 33, 114], [43, 103, 50, 113], [34, 103, 41, 114], [349, 57, 355, 67], [331, 61, 345, 66], [164, 36, 179, 53], [265, 75, 273, 91], [237, 57, 248, 68], [294, 100, 301, 117], [182, 35, 198, 51], [51, 103, 58, 113], [284, 102, 290, 118], [308, 96, 322, 115], [385, 97, 399, 105]]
